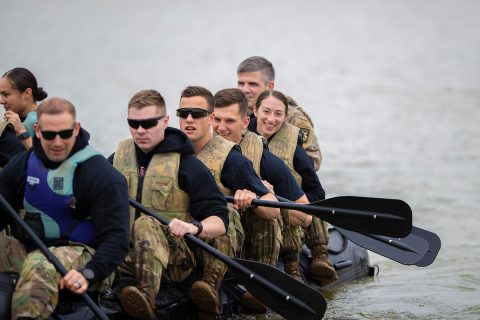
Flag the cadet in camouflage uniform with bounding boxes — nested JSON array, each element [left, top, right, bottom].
[[237, 56, 322, 171], [212, 88, 316, 313], [0, 97, 130, 320], [110, 89, 230, 320], [237, 56, 334, 283], [178, 86, 280, 315], [249, 90, 338, 286]]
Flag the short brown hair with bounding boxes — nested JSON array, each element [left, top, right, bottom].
[[237, 56, 275, 84], [128, 89, 166, 114], [213, 88, 249, 117], [37, 97, 76, 120], [180, 86, 214, 112]]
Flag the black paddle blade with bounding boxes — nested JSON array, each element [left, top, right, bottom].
[[411, 227, 441, 267], [334, 226, 429, 265], [232, 258, 326, 320], [316, 196, 412, 237]]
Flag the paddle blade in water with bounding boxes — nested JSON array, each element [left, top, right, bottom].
[[334, 226, 429, 265], [411, 226, 441, 267]]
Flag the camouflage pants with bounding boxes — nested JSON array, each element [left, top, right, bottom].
[[279, 208, 303, 255], [0, 233, 113, 320], [240, 209, 282, 266], [227, 204, 245, 258], [119, 215, 234, 290], [281, 224, 304, 253], [280, 211, 329, 255], [304, 216, 329, 247]]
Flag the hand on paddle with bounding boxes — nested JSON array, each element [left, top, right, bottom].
[[59, 269, 89, 294], [169, 218, 198, 237], [233, 189, 258, 210]]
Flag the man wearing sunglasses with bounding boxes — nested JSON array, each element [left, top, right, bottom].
[[178, 86, 281, 315], [0, 97, 130, 320], [110, 89, 230, 320]]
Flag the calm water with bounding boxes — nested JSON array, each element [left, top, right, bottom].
[[2, 1, 479, 319]]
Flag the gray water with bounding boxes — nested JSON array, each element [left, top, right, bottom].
[[2, 1, 479, 319]]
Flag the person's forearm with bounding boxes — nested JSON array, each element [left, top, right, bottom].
[[288, 194, 312, 227], [198, 215, 227, 239], [253, 193, 281, 220]]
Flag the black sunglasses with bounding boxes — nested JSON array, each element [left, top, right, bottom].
[[127, 115, 166, 129], [40, 128, 75, 140], [176, 108, 210, 119]]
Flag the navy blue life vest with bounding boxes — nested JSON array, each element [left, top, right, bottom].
[[23, 146, 101, 246]]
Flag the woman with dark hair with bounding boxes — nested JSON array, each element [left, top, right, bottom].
[[248, 89, 338, 286], [0, 67, 48, 149]]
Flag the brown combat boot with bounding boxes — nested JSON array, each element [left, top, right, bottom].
[[190, 265, 223, 319], [284, 259, 304, 283], [240, 291, 268, 314], [120, 285, 156, 320], [309, 244, 338, 286]]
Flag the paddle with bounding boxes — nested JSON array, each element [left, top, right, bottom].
[[225, 195, 412, 237], [129, 198, 327, 320], [0, 193, 109, 320], [410, 227, 441, 267], [270, 195, 436, 265], [333, 226, 430, 265]]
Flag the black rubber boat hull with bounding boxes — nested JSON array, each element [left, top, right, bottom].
[[0, 228, 373, 319]]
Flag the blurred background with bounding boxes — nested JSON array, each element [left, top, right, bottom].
[[2, 1, 479, 318]]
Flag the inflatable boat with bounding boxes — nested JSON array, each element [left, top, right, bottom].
[[6, 227, 373, 320]]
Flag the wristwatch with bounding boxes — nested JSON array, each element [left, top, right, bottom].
[[81, 268, 95, 282], [192, 220, 203, 236], [17, 131, 30, 140]]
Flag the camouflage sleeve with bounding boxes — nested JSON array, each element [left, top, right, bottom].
[[286, 105, 322, 171]]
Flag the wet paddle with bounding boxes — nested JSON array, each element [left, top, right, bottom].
[[0, 193, 109, 320], [333, 226, 429, 265], [129, 198, 327, 320], [410, 227, 441, 267], [226, 195, 412, 237]]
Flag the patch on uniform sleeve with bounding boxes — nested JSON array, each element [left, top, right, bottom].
[[299, 128, 310, 144]]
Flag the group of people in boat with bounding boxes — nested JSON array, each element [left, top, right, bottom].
[[0, 56, 335, 320]]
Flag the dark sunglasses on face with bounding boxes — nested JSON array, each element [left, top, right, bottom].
[[176, 108, 210, 119], [40, 128, 75, 140], [127, 115, 166, 129]]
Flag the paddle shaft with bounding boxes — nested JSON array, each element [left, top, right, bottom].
[[128, 198, 322, 319], [0, 194, 109, 320], [227, 196, 400, 221]]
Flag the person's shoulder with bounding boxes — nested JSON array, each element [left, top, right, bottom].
[[2, 149, 29, 169], [180, 153, 209, 171], [82, 154, 126, 183], [262, 148, 282, 164], [286, 95, 314, 126], [226, 146, 251, 165]]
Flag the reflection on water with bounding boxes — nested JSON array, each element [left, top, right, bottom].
[[2, 0, 480, 318]]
